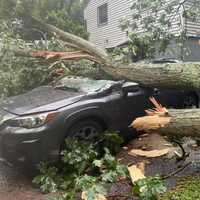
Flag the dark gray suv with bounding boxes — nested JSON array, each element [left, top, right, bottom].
[[0, 76, 198, 166]]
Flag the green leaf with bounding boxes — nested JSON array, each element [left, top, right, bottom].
[[93, 160, 103, 168], [133, 176, 167, 200]]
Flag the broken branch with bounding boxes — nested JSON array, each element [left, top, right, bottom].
[[14, 49, 100, 63], [131, 98, 200, 137]]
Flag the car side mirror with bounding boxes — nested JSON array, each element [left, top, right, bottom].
[[122, 82, 140, 96]]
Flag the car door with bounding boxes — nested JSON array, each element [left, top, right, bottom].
[[109, 85, 150, 131]]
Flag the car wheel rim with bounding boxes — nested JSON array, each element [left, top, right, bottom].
[[74, 126, 98, 140]]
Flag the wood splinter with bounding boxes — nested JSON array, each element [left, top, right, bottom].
[[131, 97, 200, 137], [131, 97, 171, 133]]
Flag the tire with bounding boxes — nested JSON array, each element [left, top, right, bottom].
[[57, 120, 103, 168], [67, 119, 103, 140], [183, 94, 198, 108]]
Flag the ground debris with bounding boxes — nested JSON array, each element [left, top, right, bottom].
[[128, 162, 146, 183], [128, 148, 170, 158], [82, 192, 107, 200]]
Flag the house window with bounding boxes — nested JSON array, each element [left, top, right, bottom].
[[97, 3, 108, 26]]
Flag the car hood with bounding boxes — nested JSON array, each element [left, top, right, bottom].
[[1, 86, 84, 116]]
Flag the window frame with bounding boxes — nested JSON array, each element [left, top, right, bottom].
[[97, 3, 108, 27]]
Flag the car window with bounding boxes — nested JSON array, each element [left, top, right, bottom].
[[54, 77, 115, 93]]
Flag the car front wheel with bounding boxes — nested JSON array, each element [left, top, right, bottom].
[[67, 119, 103, 140], [57, 120, 104, 167]]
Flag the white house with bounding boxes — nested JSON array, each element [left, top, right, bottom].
[[84, 0, 200, 61], [84, 0, 133, 49]]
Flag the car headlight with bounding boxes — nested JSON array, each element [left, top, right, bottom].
[[8, 112, 60, 129]]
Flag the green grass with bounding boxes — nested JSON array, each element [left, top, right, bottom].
[[160, 176, 200, 200]]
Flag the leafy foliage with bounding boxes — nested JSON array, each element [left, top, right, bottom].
[[160, 176, 200, 200], [0, 0, 97, 100], [33, 163, 60, 193], [0, 22, 68, 100], [133, 176, 167, 200], [96, 130, 124, 155], [93, 148, 128, 183], [76, 175, 107, 200], [61, 139, 98, 175], [0, 0, 88, 39], [33, 132, 128, 200]]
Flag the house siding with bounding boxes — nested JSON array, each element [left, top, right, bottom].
[[85, 0, 200, 50], [84, 0, 133, 49], [182, 0, 200, 37]]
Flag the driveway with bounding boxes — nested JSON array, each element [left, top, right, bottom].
[[0, 159, 46, 200], [0, 134, 200, 200]]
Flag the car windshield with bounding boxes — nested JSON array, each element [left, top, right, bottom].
[[54, 77, 115, 93]]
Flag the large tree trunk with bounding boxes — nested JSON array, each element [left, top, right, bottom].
[[132, 109, 200, 137], [26, 17, 200, 90], [14, 47, 200, 90], [101, 62, 200, 90]]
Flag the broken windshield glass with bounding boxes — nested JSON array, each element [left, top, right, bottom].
[[54, 77, 115, 93]]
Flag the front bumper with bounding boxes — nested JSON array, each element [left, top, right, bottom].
[[0, 124, 60, 167]]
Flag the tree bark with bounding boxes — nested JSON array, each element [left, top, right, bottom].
[[101, 62, 200, 90], [132, 109, 200, 137]]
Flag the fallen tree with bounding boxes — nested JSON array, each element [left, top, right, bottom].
[[133, 108, 200, 137], [15, 16, 200, 90], [12, 16, 200, 137], [131, 98, 200, 137]]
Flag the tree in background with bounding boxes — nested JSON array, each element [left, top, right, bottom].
[[0, 0, 88, 39], [0, 0, 89, 99], [118, 0, 200, 61]]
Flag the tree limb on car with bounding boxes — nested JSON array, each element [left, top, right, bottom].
[[15, 47, 200, 91]]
